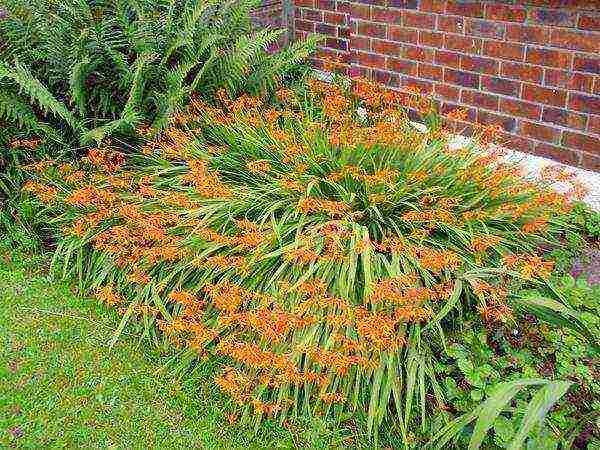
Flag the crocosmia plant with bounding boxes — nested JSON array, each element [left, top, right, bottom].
[[23, 76, 589, 446]]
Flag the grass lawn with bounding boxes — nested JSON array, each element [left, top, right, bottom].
[[0, 246, 360, 449]]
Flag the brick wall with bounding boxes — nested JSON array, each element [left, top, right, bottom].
[[252, 0, 290, 46], [292, 0, 600, 171]]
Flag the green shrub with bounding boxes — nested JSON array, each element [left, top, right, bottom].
[[0, 0, 318, 144], [22, 77, 595, 448], [433, 274, 600, 449]]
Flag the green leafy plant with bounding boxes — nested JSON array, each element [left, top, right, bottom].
[[20, 77, 594, 448], [428, 379, 572, 450], [0, 0, 319, 144]]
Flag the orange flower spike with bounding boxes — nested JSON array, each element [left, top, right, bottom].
[[284, 247, 320, 264], [247, 160, 271, 174], [127, 270, 151, 285], [22, 181, 58, 203], [96, 285, 122, 307], [521, 215, 549, 234], [320, 392, 346, 404], [470, 235, 501, 253]]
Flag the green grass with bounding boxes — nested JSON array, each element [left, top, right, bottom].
[[0, 246, 360, 449]]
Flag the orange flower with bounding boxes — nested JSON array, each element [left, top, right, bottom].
[[297, 197, 351, 217], [96, 285, 122, 306], [247, 160, 271, 174]]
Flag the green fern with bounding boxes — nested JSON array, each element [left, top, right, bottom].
[[0, 0, 318, 143], [0, 62, 84, 133]]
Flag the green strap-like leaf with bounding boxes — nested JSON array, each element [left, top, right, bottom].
[[508, 381, 572, 450], [468, 379, 547, 450]]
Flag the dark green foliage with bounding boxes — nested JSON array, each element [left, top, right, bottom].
[[0, 0, 319, 144], [431, 275, 600, 449]]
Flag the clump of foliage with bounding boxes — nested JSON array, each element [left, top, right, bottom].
[[0, 0, 318, 144], [22, 77, 595, 448], [439, 273, 599, 449]]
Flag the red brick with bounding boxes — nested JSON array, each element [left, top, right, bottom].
[[418, 62, 444, 80], [528, 8, 578, 27], [350, 36, 370, 51], [357, 21, 387, 39], [578, 14, 600, 31], [481, 76, 521, 97], [336, 1, 351, 15], [465, 19, 506, 39], [485, 4, 526, 22], [588, 115, 600, 135], [520, 121, 562, 144], [496, 132, 535, 153], [526, 47, 572, 69], [371, 7, 401, 25], [563, 131, 599, 154], [351, 3, 370, 20], [418, 30, 444, 48], [581, 152, 600, 171], [401, 76, 434, 94], [296, 0, 315, 7], [545, 70, 594, 93], [356, 51, 386, 68], [444, 34, 482, 54], [373, 69, 399, 86], [500, 62, 543, 83], [437, 16, 464, 34], [505, 24, 550, 45], [573, 55, 600, 75], [534, 143, 581, 166], [348, 65, 370, 78], [499, 98, 542, 120], [461, 54, 499, 75], [316, 22, 336, 35], [435, 50, 461, 68], [389, 26, 418, 43], [403, 45, 435, 63], [542, 107, 588, 131], [295, 19, 315, 32], [568, 92, 600, 115], [444, 68, 480, 89], [324, 12, 347, 25], [478, 110, 517, 132], [522, 84, 567, 107], [325, 37, 348, 51], [388, 0, 418, 7], [387, 58, 417, 75], [550, 29, 600, 54], [371, 39, 402, 56], [419, 0, 446, 13], [302, 8, 323, 21], [403, 11, 436, 29], [483, 40, 524, 61], [316, 0, 335, 10], [461, 89, 499, 110], [434, 83, 461, 101], [446, 1, 484, 18]]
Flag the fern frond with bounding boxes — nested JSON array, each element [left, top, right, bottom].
[[0, 61, 84, 133], [0, 87, 63, 142], [69, 58, 93, 115], [0, 88, 44, 132]]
